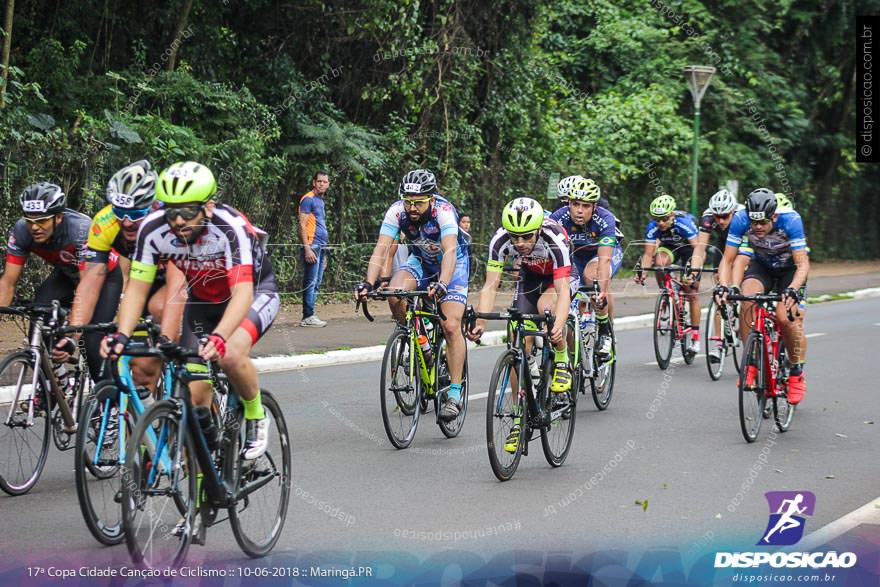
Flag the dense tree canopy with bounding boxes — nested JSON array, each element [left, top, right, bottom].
[[0, 0, 876, 295]]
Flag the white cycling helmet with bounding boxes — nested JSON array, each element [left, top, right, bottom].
[[556, 175, 584, 200], [708, 189, 738, 215]]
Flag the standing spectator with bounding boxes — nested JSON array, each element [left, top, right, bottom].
[[458, 213, 474, 278], [298, 171, 330, 327]]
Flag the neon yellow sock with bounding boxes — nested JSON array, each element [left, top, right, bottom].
[[553, 349, 568, 364], [242, 392, 265, 420]]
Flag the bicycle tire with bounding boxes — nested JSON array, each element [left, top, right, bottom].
[[591, 319, 615, 410], [123, 399, 196, 568], [0, 351, 51, 496], [379, 329, 421, 449], [705, 300, 725, 381], [773, 348, 795, 432], [75, 383, 125, 545], [436, 340, 468, 438], [228, 390, 292, 558], [653, 292, 674, 369], [681, 302, 696, 365], [541, 342, 576, 468], [729, 303, 742, 374], [486, 350, 525, 481], [739, 332, 767, 443]]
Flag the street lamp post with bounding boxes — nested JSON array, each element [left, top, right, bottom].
[[683, 65, 716, 216]]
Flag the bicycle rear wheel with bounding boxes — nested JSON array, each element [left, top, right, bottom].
[[705, 300, 726, 380], [541, 356, 576, 468], [486, 350, 525, 481], [591, 320, 615, 411], [228, 390, 291, 558], [436, 340, 468, 438], [123, 400, 196, 568], [653, 292, 674, 369], [380, 329, 421, 449], [773, 349, 795, 432], [75, 383, 125, 545], [0, 351, 51, 496], [739, 332, 767, 443]]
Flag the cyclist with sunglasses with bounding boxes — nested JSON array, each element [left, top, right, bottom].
[[717, 188, 810, 404], [103, 161, 279, 459], [549, 177, 624, 359], [469, 197, 574, 389], [635, 194, 702, 354], [355, 169, 469, 422], [0, 182, 123, 381], [54, 161, 187, 393]]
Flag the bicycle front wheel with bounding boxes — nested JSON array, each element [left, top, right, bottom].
[[486, 350, 525, 481], [75, 382, 125, 545], [680, 302, 696, 365], [705, 300, 726, 381], [0, 351, 51, 496], [380, 329, 421, 449], [228, 390, 291, 558], [738, 332, 767, 443], [653, 292, 674, 369], [773, 349, 795, 432], [591, 321, 615, 411], [540, 371, 576, 468], [123, 400, 196, 568], [729, 303, 743, 374]]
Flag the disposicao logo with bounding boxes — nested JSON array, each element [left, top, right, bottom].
[[714, 491, 858, 570]]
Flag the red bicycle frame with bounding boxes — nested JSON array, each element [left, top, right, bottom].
[[747, 301, 785, 398]]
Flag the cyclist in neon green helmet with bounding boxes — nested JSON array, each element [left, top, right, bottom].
[[104, 160, 280, 461], [468, 197, 575, 453], [636, 194, 703, 356]]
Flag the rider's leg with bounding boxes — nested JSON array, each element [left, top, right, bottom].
[[84, 265, 123, 382], [653, 248, 673, 288], [388, 266, 419, 325]]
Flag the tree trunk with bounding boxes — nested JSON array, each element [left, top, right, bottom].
[[0, 0, 14, 109], [166, 0, 194, 72]]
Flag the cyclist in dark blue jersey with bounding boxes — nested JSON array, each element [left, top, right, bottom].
[[355, 169, 468, 421], [717, 188, 809, 404], [550, 177, 623, 358]]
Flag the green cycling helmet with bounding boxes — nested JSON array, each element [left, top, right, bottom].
[[649, 194, 676, 218], [502, 197, 544, 234], [774, 192, 793, 211], [569, 177, 601, 202], [157, 161, 217, 205]]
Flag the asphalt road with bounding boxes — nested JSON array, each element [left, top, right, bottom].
[[1, 297, 877, 570]]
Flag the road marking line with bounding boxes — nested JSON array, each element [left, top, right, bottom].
[[804, 332, 827, 338], [644, 354, 706, 366], [798, 495, 880, 550], [471, 392, 488, 400]]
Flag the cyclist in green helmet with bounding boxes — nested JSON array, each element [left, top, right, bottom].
[[468, 197, 575, 453], [103, 161, 280, 460]]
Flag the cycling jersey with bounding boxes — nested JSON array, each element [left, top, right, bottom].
[[131, 203, 276, 303], [699, 203, 745, 242], [379, 195, 467, 272], [645, 211, 699, 248], [550, 205, 623, 260], [487, 218, 572, 279], [5, 209, 93, 280], [726, 209, 807, 270], [84, 204, 136, 262]]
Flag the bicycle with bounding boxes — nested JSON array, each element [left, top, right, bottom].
[[466, 307, 576, 481], [0, 301, 100, 495], [120, 340, 291, 567], [571, 280, 615, 410], [74, 319, 176, 545], [638, 265, 704, 370], [727, 292, 797, 443], [358, 289, 469, 449], [705, 293, 741, 381]]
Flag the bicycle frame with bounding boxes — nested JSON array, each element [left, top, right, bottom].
[[649, 268, 689, 342], [751, 302, 785, 398]]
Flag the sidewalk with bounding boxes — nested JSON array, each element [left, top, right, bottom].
[[253, 261, 880, 358]]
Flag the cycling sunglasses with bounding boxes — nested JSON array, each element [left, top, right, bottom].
[[508, 231, 538, 242], [163, 204, 204, 222], [402, 197, 432, 208], [713, 212, 733, 221], [112, 206, 151, 222], [749, 217, 772, 226], [23, 214, 55, 225]]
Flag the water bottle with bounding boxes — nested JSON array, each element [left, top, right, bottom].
[[418, 334, 433, 368], [194, 406, 219, 451], [579, 308, 595, 333]]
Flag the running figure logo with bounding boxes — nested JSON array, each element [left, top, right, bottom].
[[759, 491, 816, 546]]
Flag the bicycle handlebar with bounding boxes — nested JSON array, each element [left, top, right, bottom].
[[727, 292, 798, 322], [357, 289, 447, 322]]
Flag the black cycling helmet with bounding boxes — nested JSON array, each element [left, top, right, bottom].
[[745, 188, 777, 221], [19, 182, 66, 215], [398, 169, 438, 197]]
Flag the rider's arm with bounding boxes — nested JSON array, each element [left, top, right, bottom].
[[789, 249, 809, 291], [0, 262, 24, 306], [596, 245, 612, 292], [69, 262, 108, 327], [438, 233, 458, 286], [476, 264, 502, 313], [365, 234, 395, 286], [212, 280, 254, 340], [552, 273, 571, 320], [640, 241, 656, 269], [719, 211, 748, 287], [382, 240, 398, 280], [718, 245, 739, 287], [116, 277, 153, 337], [159, 263, 187, 341], [691, 231, 710, 270]]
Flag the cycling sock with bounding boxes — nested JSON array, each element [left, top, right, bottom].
[[242, 392, 265, 420], [448, 383, 462, 402], [598, 314, 611, 335], [790, 363, 804, 376], [553, 349, 568, 365]]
